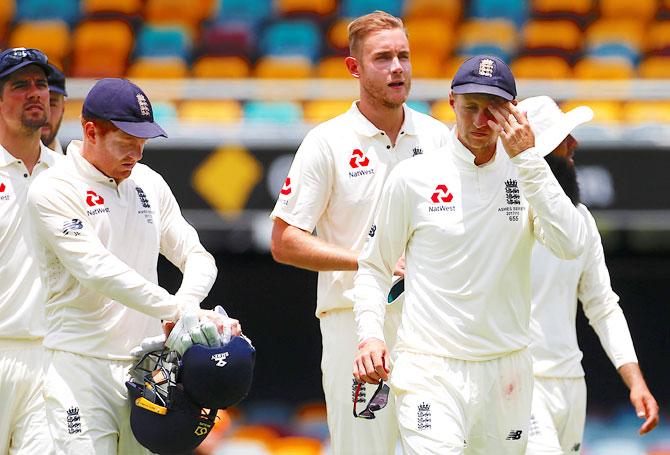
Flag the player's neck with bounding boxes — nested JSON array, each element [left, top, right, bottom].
[[0, 126, 42, 174], [356, 99, 404, 145]]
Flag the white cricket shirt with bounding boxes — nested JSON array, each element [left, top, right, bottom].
[[28, 141, 217, 360], [354, 130, 587, 360], [0, 143, 61, 340], [530, 203, 638, 377], [271, 102, 450, 317]]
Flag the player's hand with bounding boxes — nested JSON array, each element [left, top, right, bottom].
[[487, 102, 535, 158], [165, 309, 241, 355], [394, 256, 406, 277], [630, 384, 659, 435], [354, 337, 389, 384]]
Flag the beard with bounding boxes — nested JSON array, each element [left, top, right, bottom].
[[545, 154, 580, 206], [22, 110, 48, 131]]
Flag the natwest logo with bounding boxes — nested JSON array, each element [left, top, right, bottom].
[[349, 149, 370, 168], [85, 190, 104, 207], [280, 177, 292, 195], [431, 184, 453, 203], [0, 182, 5, 192]]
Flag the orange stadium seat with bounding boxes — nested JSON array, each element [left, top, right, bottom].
[[431, 99, 456, 124], [530, 0, 594, 17], [511, 56, 572, 78], [638, 56, 670, 78], [326, 18, 350, 53], [0, 0, 15, 24], [82, 0, 142, 16], [622, 101, 670, 123], [268, 436, 322, 455], [144, 0, 215, 33], [127, 58, 189, 78], [71, 19, 134, 77], [230, 424, 280, 445], [599, 0, 658, 21], [403, 0, 463, 23], [405, 17, 456, 62], [303, 100, 353, 123], [316, 56, 350, 78], [442, 55, 469, 78], [646, 21, 670, 54], [585, 19, 646, 52], [521, 19, 582, 54], [457, 19, 518, 60], [253, 56, 313, 78], [192, 56, 251, 78], [9, 20, 71, 68], [561, 100, 623, 122], [574, 56, 635, 79], [411, 53, 445, 78], [179, 100, 242, 123], [63, 99, 84, 122], [275, 0, 337, 17]]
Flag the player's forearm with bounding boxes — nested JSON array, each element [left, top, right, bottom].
[[618, 362, 648, 391], [175, 249, 218, 310]]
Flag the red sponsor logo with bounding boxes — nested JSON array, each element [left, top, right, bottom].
[[0, 182, 5, 193], [280, 177, 292, 195], [349, 149, 370, 168], [431, 184, 453, 203], [86, 190, 105, 207]]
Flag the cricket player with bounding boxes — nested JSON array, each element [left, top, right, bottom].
[[520, 96, 659, 454], [270, 11, 450, 454], [352, 56, 588, 454], [41, 63, 66, 154], [0, 47, 59, 455], [27, 78, 239, 454]]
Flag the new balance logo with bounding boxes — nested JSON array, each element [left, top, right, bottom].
[[211, 352, 229, 367], [85, 190, 104, 207], [349, 149, 370, 168], [571, 442, 581, 452], [280, 177, 292, 195], [506, 430, 523, 440]]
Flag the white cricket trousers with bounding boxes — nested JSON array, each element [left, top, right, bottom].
[[526, 377, 587, 454], [0, 339, 53, 455], [392, 348, 534, 455], [320, 302, 402, 455], [43, 349, 152, 455]]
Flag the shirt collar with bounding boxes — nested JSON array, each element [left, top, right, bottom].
[[66, 140, 118, 185], [449, 129, 502, 168], [0, 142, 60, 169], [348, 101, 417, 138]]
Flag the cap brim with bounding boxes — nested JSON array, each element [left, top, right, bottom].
[[452, 83, 515, 101], [0, 60, 52, 79], [111, 120, 167, 139], [536, 106, 594, 157]]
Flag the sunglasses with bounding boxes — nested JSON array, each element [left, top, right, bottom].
[[0, 48, 48, 67], [353, 381, 390, 419]]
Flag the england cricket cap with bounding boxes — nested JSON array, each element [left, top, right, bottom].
[[0, 47, 52, 79], [82, 78, 167, 139], [518, 96, 593, 157], [451, 55, 517, 101], [180, 336, 256, 410], [47, 64, 67, 96]]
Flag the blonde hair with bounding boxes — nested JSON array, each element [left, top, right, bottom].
[[347, 10, 406, 57]]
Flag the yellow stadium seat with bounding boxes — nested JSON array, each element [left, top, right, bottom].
[[254, 56, 313, 78], [269, 437, 322, 455], [646, 21, 670, 53], [275, 0, 336, 16], [9, 20, 71, 68], [521, 20, 582, 53], [71, 19, 134, 77], [411, 53, 445, 78], [127, 58, 189, 78], [82, 0, 142, 15], [442, 55, 469, 78], [63, 99, 84, 122], [584, 19, 645, 50], [327, 18, 350, 53], [431, 99, 456, 123], [599, 0, 658, 21], [573, 57, 635, 79], [144, 0, 214, 33], [457, 19, 518, 55], [561, 100, 622, 122], [0, 0, 15, 25], [638, 56, 670, 78], [405, 17, 456, 61], [192, 55, 251, 78], [179, 100, 242, 123], [531, 0, 594, 16], [511, 56, 572, 79], [303, 100, 353, 123], [622, 101, 670, 123], [403, 0, 462, 24], [316, 56, 351, 78]]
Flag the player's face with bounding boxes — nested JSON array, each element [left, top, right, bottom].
[[551, 134, 578, 167], [450, 92, 504, 155], [0, 65, 49, 132], [40, 91, 65, 148], [95, 127, 147, 182], [356, 28, 411, 109]]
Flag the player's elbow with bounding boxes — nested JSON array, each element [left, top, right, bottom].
[[270, 237, 289, 264]]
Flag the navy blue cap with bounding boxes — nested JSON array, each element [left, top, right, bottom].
[[126, 381, 216, 455], [0, 48, 52, 79], [181, 336, 256, 410], [82, 78, 167, 139], [451, 55, 517, 101], [47, 64, 67, 96]]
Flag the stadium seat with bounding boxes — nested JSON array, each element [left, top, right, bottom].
[[192, 56, 251, 78], [230, 424, 281, 445], [135, 25, 192, 59], [584, 19, 646, 59], [599, 0, 658, 22], [179, 100, 243, 123], [573, 56, 635, 79], [316, 56, 350, 78], [244, 101, 303, 123], [259, 20, 322, 62], [16, 0, 80, 25], [511, 55, 572, 78], [326, 18, 350, 53], [253, 56, 313, 78], [198, 23, 256, 57], [275, 0, 337, 17], [127, 57, 189, 78], [403, 0, 463, 24], [456, 19, 518, 62], [213, 0, 273, 29], [71, 19, 134, 77], [622, 101, 670, 123], [303, 100, 353, 123], [82, 0, 142, 16], [530, 0, 594, 23], [638, 56, 670, 78], [470, 0, 528, 26], [151, 101, 178, 124], [431, 99, 456, 123], [411, 53, 446, 78], [521, 20, 582, 56], [405, 17, 456, 62], [406, 100, 431, 115], [341, 0, 404, 18], [64, 99, 84, 122], [8, 20, 71, 69], [561, 100, 623, 122], [442, 55, 469, 78], [268, 436, 322, 455], [144, 0, 215, 33], [0, 0, 15, 25], [646, 20, 670, 54]]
